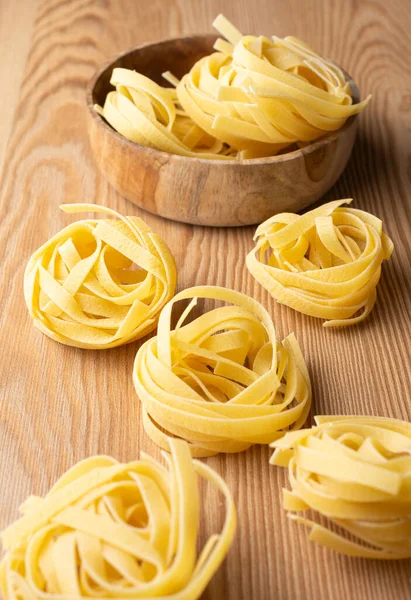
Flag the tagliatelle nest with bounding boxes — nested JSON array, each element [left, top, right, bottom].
[[271, 415, 411, 559], [133, 286, 312, 457], [0, 439, 236, 599], [24, 204, 177, 349], [246, 199, 393, 326], [177, 15, 370, 158]]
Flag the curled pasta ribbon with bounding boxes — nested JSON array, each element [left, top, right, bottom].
[[270, 415, 411, 559], [133, 286, 311, 457], [95, 69, 234, 160], [24, 204, 177, 349], [0, 439, 236, 599], [176, 15, 370, 158], [246, 199, 394, 326]]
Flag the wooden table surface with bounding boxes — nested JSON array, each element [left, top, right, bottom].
[[1, 1, 410, 598]]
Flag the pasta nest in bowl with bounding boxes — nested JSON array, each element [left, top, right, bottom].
[[24, 204, 177, 349], [96, 15, 370, 160], [246, 199, 393, 326], [133, 286, 311, 457], [176, 15, 370, 158], [0, 439, 236, 599]]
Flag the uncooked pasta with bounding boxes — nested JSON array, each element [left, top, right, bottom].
[[0, 439, 236, 599], [96, 15, 370, 159], [24, 204, 176, 348], [246, 199, 393, 326], [271, 415, 411, 559], [133, 286, 311, 456]]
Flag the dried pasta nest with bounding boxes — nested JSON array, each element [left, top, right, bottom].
[[0, 439, 236, 599], [271, 415, 411, 559], [24, 204, 177, 349], [246, 199, 393, 326], [133, 286, 311, 457], [177, 15, 370, 158]]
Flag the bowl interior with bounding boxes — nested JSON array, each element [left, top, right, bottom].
[[89, 34, 360, 169], [92, 34, 217, 106]]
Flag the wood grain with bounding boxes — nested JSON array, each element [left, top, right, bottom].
[[0, 0, 410, 599], [0, 0, 38, 178], [87, 35, 359, 226]]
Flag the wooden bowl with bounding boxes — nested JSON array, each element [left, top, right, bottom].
[[86, 35, 360, 227]]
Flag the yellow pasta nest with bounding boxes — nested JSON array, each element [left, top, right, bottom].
[[95, 69, 232, 160], [133, 286, 311, 457], [24, 204, 176, 349], [0, 439, 236, 599], [177, 15, 370, 158], [246, 199, 393, 326], [271, 415, 411, 559], [96, 15, 370, 160]]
